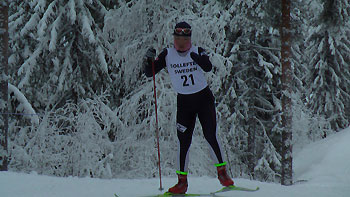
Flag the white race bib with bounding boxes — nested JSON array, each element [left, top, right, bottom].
[[166, 47, 208, 94]]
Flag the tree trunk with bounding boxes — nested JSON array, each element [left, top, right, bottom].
[[247, 116, 256, 178], [0, 1, 9, 171], [281, 0, 293, 185]]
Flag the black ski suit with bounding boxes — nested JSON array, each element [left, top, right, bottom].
[[144, 47, 225, 173]]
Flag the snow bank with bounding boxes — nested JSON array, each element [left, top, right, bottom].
[[1, 128, 350, 197], [294, 127, 350, 188]]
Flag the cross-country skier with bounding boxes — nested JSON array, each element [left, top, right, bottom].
[[143, 21, 234, 194]]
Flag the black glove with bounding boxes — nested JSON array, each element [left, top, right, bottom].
[[190, 52, 201, 64], [143, 48, 156, 69], [190, 50, 212, 72], [145, 48, 156, 58]]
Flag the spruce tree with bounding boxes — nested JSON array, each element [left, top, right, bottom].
[[13, 0, 114, 110], [305, 0, 350, 135], [219, 0, 283, 181]]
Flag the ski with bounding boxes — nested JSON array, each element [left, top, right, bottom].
[[135, 185, 259, 197], [211, 185, 260, 194], [139, 192, 222, 197]]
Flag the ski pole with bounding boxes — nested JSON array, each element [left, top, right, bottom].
[[151, 60, 163, 191]]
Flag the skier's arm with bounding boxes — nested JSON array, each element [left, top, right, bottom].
[[143, 48, 167, 77], [190, 47, 212, 72]]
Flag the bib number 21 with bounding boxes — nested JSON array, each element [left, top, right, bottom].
[[181, 74, 195, 86]]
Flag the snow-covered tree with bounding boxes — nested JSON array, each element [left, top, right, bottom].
[[9, 94, 117, 178], [0, 0, 9, 171], [11, 0, 115, 111], [305, 0, 350, 135], [99, 0, 118, 10], [291, 0, 325, 146], [8, 0, 345, 184], [7, 0, 119, 177], [216, 0, 305, 183], [216, 0, 284, 181], [8, 0, 35, 78]]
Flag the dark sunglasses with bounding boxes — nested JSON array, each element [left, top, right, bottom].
[[174, 28, 191, 35]]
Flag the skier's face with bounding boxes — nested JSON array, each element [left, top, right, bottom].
[[174, 35, 191, 51]]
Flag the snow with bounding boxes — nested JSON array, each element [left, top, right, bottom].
[[20, 13, 40, 37], [1, 128, 350, 197], [8, 83, 39, 125], [294, 127, 350, 186], [49, 15, 60, 52], [68, 0, 77, 24], [82, 15, 96, 44]]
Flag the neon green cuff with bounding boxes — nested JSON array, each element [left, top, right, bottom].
[[214, 162, 227, 167], [176, 170, 188, 175]]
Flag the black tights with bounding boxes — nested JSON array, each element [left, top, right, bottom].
[[176, 87, 224, 172]]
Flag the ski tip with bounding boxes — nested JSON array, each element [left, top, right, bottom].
[[213, 185, 260, 193]]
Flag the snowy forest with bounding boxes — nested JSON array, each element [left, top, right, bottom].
[[0, 0, 350, 187]]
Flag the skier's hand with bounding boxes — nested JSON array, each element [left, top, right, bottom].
[[145, 48, 156, 58], [190, 52, 201, 64], [190, 50, 212, 72], [143, 48, 156, 69]]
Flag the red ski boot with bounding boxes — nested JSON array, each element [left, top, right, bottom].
[[217, 165, 234, 186], [168, 173, 188, 194]]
